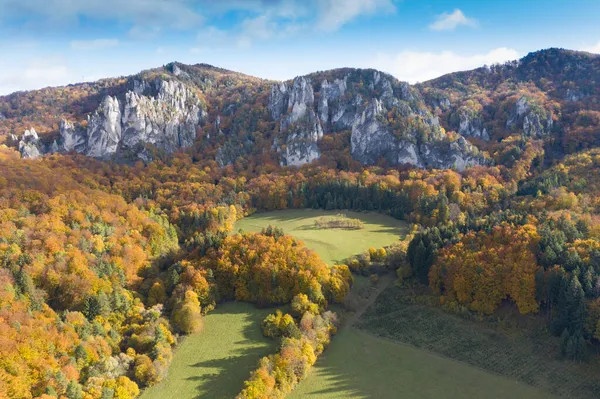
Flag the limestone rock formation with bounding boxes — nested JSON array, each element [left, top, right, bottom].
[[456, 107, 489, 140], [19, 78, 206, 160], [268, 70, 483, 170], [506, 97, 553, 138], [18, 128, 42, 159]]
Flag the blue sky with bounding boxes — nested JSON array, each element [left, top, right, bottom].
[[1, 0, 599, 94]]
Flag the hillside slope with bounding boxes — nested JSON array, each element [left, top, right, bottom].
[[1, 48, 599, 170]]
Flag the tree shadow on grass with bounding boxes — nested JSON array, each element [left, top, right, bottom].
[[184, 302, 279, 399]]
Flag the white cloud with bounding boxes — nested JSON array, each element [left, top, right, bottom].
[[70, 39, 119, 50], [0, 58, 73, 94], [429, 9, 477, 31], [316, 0, 395, 31], [372, 47, 520, 83], [240, 15, 277, 41], [581, 41, 600, 54]]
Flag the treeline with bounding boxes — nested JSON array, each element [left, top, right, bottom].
[[404, 210, 600, 360]]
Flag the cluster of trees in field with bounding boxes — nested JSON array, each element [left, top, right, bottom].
[[314, 214, 364, 230], [238, 295, 338, 399]]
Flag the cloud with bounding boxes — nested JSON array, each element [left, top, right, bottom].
[[0, 0, 203, 30], [581, 41, 600, 54], [316, 0, 396, 31], [429, 9, 477, 31], [0, 58, 73, 94], [372, 47, 520, 83], [70, 39, 119, 50]]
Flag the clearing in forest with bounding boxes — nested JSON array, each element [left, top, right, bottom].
[[139, 302, 277, 399], [354, 285, 600, 399], [234, 209, 408, 265], [289, 277, 556, 399]]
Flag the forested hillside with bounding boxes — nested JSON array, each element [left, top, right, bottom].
[[2, 48, 600, 398]]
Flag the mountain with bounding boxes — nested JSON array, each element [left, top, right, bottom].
[[1, 48, 599, 170]]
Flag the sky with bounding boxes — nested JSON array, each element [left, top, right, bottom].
[[1, 0, 600, 95]]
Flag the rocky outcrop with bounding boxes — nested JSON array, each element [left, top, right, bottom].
[[269, 83, 289, 120], [59, 119, 87, 153], [274, 77, 324, 166], [456, 107, 489, 140], [506, 97, 553, 138], [18, 128, 42, 159], [21, 78, 206, 160], [350, 99, 421, 166], [121, 79, 202, 153], [86, 96, 122, 157], [350, 99, 483, 171], [268, 70, 484, 170]]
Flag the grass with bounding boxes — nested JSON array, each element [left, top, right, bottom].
[[288, 328, 554, 399], [355, 285, 600, 399], [139, 302, 277, 399], [234, 209, 408, 265], [289, 276, 556, 399]]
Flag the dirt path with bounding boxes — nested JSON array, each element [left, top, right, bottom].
[[344, 273, 395, 328]]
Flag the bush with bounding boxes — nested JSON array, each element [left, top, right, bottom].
[[314, 214, 364, 230]]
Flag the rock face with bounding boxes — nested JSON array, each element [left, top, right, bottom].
[[271, 77, 324, 166], [350, 99, 421, 166], [14, 65, 484, 171], [506, 97, 553, 138], [59, 119, 87, 153], [121, 79, 202, 153], [87, 96, 122, 157], [18, 129, 42, 159], [18, 78, 206, 159], [350, 99, 482, 171], [456, 107, 489, 140], [268, 70, 483, 170]]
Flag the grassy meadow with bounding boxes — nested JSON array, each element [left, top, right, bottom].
[[234, 209, 408, 265], [288, 328, 554, 399], [139, 302, 276, 399], [355, 285, 600, 399], [142, 210, 564, 399]]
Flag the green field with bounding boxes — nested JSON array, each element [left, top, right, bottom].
[[140, 302, 276, 399], [355, 285, 600, 399], [289, 328, 553, 399], [142, 210, 565, 399], [234, 209, 408, 265]]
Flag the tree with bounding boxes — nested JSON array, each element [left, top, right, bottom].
[[65, 381, 83, 399], [172, 291, 203, 334], [133, 355, 159, 387]]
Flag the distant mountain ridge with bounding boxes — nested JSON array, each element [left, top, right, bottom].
[[2, 48, 599, 170]]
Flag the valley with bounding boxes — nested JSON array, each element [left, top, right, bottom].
[[234, 209, 408, 265], [2, 47, 600, 399]]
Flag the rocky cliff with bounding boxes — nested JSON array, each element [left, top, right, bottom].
[[268, 69, 483, 170], [16, 77, 206, 160]]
